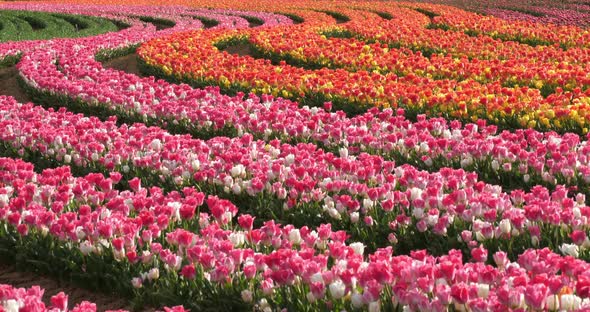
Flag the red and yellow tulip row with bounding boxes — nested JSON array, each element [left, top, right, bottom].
[[417, 3, 590, 49], [343, 3, 590, 65], [138, 27, 590, 133], [248, 23, 590, 97]]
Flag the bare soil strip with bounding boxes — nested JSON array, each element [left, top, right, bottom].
[[0, 65, 31, 103], [0, 263, 135, 312], [102, 53, 143, 76]]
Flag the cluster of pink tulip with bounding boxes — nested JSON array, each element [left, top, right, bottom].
[[4, 2, 588, 210], [484, 7, 590, 28], [2, 1, 590, 310], [416, 3, 590, 48], [0, 283, 188, 312], [15, 29, 590, 195], [0, 3, 292, 30], [1, 94, 590, 260], [2, 156, 590, 311]]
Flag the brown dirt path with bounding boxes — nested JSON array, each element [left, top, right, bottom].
[[0, 263, 137, 311], [102, 53, 142, 76], [0, 65, 31, 103]]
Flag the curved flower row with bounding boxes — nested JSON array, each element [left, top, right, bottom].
[[6, 3, 590, 258], [1, 1, 590, 310], [2, 157, 590, 311], [483, 7, 590, 28], [138, 14, 590, 134], [15, 34, 590, 199], [6, 0, 590, 256], [2, 95, 590, 261], [343, 4, 590, 67], [421, 3, 590, 48], [0, 2, 294, 64], [0, 284, 189, 312], [0, 3, 293, 29], [247, 21, 590, 99]]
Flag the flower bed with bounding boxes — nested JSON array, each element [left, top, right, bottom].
[[138, 3, 590, 133], [0, 0, 589, 311]]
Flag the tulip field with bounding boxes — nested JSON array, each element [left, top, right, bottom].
[[2, 0, 590, 311]]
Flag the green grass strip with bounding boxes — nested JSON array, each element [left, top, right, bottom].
[[0, 10, 122, 42]]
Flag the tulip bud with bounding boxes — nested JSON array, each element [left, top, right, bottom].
[[368, 301, 380, 312], [339, 148, 348, 158], [231, 164, 245, 177], [79, 241, 94, 256], [4, 299, 19, 312], [546, 295, 559, 310], [147, 268, 159, 281], [499, 219, 511, 236], [477, 283, 489, 299], [150, 139, 162, 151], [241, 290, 253, 303], [351, 292, 364, 308], [560, 294, 581, 310], [191, 159, 200, 171], [350, 212, 359, 223], [131, 277, 143, 289]]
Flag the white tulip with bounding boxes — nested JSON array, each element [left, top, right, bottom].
[[329, 279, 346, 299], [560, 243, 579, 258], [349, 242, 365, 256], [3, 299, 19, 312], [289, 229, 302, 245], [499, 219, 511, 235]]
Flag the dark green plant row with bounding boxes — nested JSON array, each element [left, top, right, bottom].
[[192, 15, 220, 28], [277, 12, 304, 24], [0, 54, 21, 69], [132, 15, 176, 30], [313, 9, 350, 23], [238, 15, 264, 27], [0, 10, 122, 42]]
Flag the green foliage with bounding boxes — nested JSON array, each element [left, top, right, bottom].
[[277, 12, 304, 24], [238, 15, 264, 27], [372, 10, 394, 20], [414, 7, 439, 19], [315, 10, 350, 23], [134, 15, 176, 30], [0, 10, 122, 42], [193, 15, 219, 28]]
